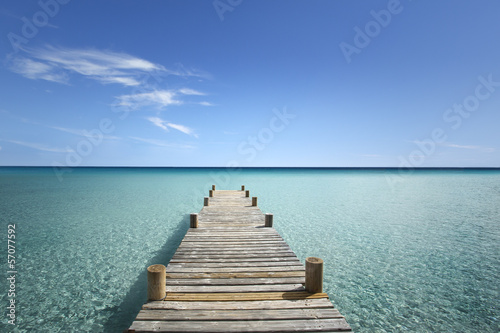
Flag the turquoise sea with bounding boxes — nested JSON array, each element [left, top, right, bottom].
[[0, 167, 499, 332]]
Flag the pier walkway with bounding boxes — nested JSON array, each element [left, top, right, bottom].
[[127, 187, 352, 332]]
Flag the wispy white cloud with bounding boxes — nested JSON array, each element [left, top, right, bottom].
[[178, 88, 206, 96], [129, 136, 194, 149], [167, 123, 197, 137], [6, 140, 73, 153], [117, 90, 181, 109], [146, 117, 198, 137], [439, 142, 496, 153], [10, 58, 68, 84], [116, 88, 213, 111], [199, 101, 215, 106], [50, 126, 120, 140], [8, 46, 210, 87]]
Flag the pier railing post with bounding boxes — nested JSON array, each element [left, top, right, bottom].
[[190, 213, 198, 228], [212, 185, 216, 190], [252, 197, 258, 206], [209, 189, 214, 197], [241, 185, 245, 191], [245, 190, 250, 197], [265, 213, 273, 227], [305, 257, 323, 293], [204, 197, 209, 206], [147, 264, 166, 301]]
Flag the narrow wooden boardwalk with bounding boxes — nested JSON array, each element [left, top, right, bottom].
[[128, 188, 352, 332]]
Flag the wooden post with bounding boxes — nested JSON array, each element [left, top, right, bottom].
[[212, 185, 216, 190], [265, 213, 273, 227], [252, 197, 258, 206], [204, 197, 209, 206], [190, 213, 198, 228], [245, 190, 250, 197], [305, 257, 323, 293], [241, 185, 245, 191], [147, 264, 166, 301], [209, 189, 214, 197]]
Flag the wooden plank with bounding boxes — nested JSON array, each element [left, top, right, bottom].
[[170, 257, 298, 263], [171, 252, 297, 259], [165, 269, 304, 275], [166, 277, 305, 286], [166, 261, 303, 268], [163, 291, 328, 301], [174, 247, 293, 254], [129, 318, 352, 332], [143, 298, 335, 310], [178, 241, 288, 247], [166, 283, 305, 293], [136, 308, 343, 321], [165, 266, 304, 273]]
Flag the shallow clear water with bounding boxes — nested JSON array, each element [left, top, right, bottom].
[[0, 167, 499, 332]]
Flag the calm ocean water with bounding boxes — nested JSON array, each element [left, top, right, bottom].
[[0, 167, 498, 332]]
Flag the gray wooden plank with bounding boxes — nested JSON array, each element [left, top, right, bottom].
[[165, 265, 305, 273], [129, 318, 352, 332], [136, 308, 343, 321], [143, 299, 335, 310], [174, 247, 293, 254], [169, 257, 301, 263], [165, 277, 305, 285], [166, 261, 303, 268], [165, 284, 305, 293]]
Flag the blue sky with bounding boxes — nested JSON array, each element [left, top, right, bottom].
[[0, 0, 499, 167]]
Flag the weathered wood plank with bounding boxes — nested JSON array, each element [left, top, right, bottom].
[[165, 266, 304, 274], [174, 247, 293, 254], [163, 291, 329, 301], [166, 261, 303, 268], [129, 318, 352, 332], [170, 257, 297, 263], [165, 269, 304, 276], [136, 308, 343, 321], [166, 277, 305, 286], [165, 283, 305, 293], [172, 252, 295, 261], [143, 299, 336, 310]]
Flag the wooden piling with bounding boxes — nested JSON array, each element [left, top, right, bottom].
[[209, 190, 214, 197], [241, 185, 245, 191], [245, 190, 250, 197], [147, 264, 166, 301], [265, 213, 273, 227], [305, 257, 324, 293], [204, 197, 209, 206], [252, 197, 258, 206], [190, 213, 198, 228], [212, 185, 216, 190]]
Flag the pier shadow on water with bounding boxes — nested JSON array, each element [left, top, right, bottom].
[[102, 215, 190, 332]]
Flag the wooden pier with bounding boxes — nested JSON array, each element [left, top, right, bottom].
[[127, 187, 352, 332]]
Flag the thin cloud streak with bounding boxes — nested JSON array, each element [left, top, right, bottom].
[[8, 45, 210, 87], [439, 142, 496, 153], [50, 126, 120, 140], [116, 89, 212, 111], [117, 90, 181, 109], [5, 140, 73, 153], [129, 136, 194, 149], [146, 117, 198, 137]]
